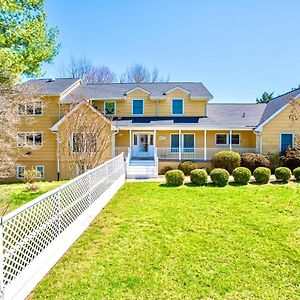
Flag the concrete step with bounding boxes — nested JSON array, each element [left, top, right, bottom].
[[129, 160, 155, 166]]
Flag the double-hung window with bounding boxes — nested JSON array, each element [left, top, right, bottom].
[[215, 133, 240, 146], [18, 102, 43, 116], [104, 102, 116, 115], [72, 132, 97, 153], [132, 99, 144, 115], [16, 166, 25, 179], [172, 99, 184, 115], [36, 166, 44, 179], [17, 132, 43, 147]]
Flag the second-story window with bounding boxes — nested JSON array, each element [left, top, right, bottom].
[[172, 99, 184, 115], [132, 99, 144, 115], [17, 132, 43, 147], [18, 102, 43, 116], [104, 102, 116, 115]]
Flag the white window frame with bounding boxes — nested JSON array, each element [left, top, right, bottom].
[[35, 165, 44, 179], [16, 166, 25, 179], [103, 101, 116, 116], [18, 102, 43, 116], [132, 99, 144, 116], [17, 132, 43, 147], [171, 99, 184, 116], [215, 133, 241, 146], [182, 133, 195, 153], [280, 132, 294, 152], [72, 132, 97, 153]]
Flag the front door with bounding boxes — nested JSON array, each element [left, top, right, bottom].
[[132, 134, 154, 157], [280, 133, 293, 154]]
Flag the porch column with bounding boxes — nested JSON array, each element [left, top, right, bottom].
[[204, 129, 207, 161], [129, 129, 132, 150], [229, 129, 232, 151], [111, 132, 116, 158], [179, 129, 182, 161], [153, 129, 157, 148]]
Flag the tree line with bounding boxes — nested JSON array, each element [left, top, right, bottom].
[[58, 57, 170, 84]]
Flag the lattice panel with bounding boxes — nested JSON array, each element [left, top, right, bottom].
[[1, 154, 125, 290]]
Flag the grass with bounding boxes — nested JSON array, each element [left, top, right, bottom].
[[0, 181, 68, 214], [31, 182, 300, 299]]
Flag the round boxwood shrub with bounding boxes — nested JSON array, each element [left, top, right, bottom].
[[190, 169, 208, 186], [212, 151, 241, 174], [275, 167, 292, 183], [165, 170, 185, 186], [210, 168, 230, 187], [293, 167, 300, 181], [178, 160, 197, 175], [232, 167, 251, 184], [241, 153, 270, 173], [160, 166, 173, 175], [253, 167, 271, 184]]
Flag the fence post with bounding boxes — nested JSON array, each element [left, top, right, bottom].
[[0, 218, 4, 300]]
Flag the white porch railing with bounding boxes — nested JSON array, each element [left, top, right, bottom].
[[157, 147, 257, 160], [0, 153, 125, 300]]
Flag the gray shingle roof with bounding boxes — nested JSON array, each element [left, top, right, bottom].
[[112, 103, 267, 128], [61, 82, 213, 103], [23, 78, 80, 95], [258, 88, 300, 125]]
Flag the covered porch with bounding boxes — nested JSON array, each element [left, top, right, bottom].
[[114, 128, 258, 161]]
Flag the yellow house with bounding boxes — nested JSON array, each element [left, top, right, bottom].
[[12, 78, 300, 180]]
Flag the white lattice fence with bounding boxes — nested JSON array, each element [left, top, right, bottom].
[[0, 153, 125, 300]]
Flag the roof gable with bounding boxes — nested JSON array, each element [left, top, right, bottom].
[[50, 101, 111, 131], [124, 86, 152, 95], [163, 86, 191, 95]]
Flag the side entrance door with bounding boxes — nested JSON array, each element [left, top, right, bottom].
[[280, 133, 294, 154], [132, 134, 154, 157]]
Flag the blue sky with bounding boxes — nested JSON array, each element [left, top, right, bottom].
[[43, 0, 300, 103]]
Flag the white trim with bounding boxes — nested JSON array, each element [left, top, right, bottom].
[[215, 133, 240, 146], [35, 165, 45, 179], [103, 101, 116, 116], [280, 132, 294, 152], [164, 86, 191, 95], [256, 103, 289, 131], [51, 101, 111, 132], [16, 166, 25, 179], [124, 87, 151, 95], [171, 99, 184, 116], [132, 99, 144, 116]]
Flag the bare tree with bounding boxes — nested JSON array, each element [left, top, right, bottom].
[[58, 101, 112, 177], [58, 56, 93, 79], [84, 66, 116, 84], [119, 63, 170, 83], [0, 80, 41, 179]]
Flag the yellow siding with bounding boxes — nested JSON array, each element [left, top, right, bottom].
[[16, 96, 60, 181], [262, 102, 300, 153], [92, 89, 207, 117]]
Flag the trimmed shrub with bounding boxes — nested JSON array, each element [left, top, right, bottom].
[[253, 167, 271, 184], [232, 167, 251, 184], [210, 168, 230, 187], [178, 160, 197, 175], [268, 154, 282, 173], [190, 169, 208, 186], [279, 147, 300, 171], [160, 166, 173, 175], [241, 153, 270, 173], [293, 167, 300, 181], [165, 170, 185, 186], [275, 167, 292, 182], [212, 151, 241, 174]]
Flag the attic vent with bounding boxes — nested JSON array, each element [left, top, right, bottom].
[[47, 77, 56, 82], [242, 112, 246, 118]]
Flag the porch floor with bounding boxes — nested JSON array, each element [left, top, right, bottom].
[[131, 156, 155, 160]]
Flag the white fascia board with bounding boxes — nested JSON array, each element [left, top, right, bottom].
[[255, 103, 289, 132], [164, 86, 191, 95], [124, 87, 151, 95]]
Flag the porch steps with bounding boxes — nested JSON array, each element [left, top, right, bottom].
[[127, 160, 157, 179]]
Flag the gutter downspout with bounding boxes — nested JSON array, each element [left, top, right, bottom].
[[54, 132, 60, 181], [111, 128, 119, 158]]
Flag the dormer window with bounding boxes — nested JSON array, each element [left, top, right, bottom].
[[132, 99, 144, 115], [172, 99, 184, 115], [104, 101, 116, 115]]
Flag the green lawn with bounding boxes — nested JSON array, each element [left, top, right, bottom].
[[0, 181, 67, 214], [31, 182, 300, 300]]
